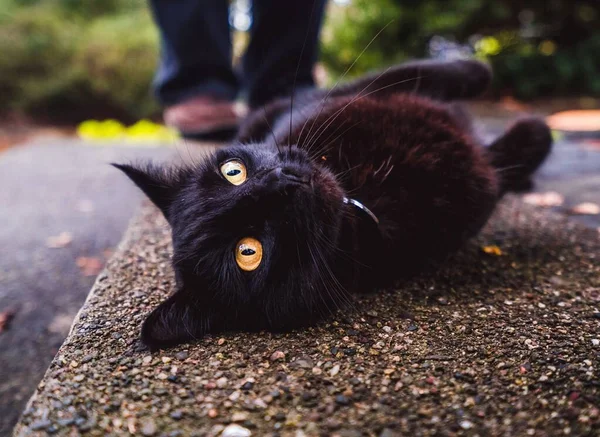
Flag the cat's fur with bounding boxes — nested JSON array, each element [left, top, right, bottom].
[[115, 59, 552, 350]]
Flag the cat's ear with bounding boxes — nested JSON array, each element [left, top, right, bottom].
[[113, 162, 185, 221], [141, 290, 214, 350], [328, 59, 491, 102]]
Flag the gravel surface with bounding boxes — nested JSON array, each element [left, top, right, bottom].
[[0, 140, 172, 435], [14, 197, 600, 437]]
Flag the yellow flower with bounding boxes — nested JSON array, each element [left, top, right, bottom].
[[77, 119, 179, 144], [475, 37, 501, 57]]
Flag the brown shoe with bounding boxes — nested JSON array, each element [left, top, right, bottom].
[[163, 96, 247, 137]]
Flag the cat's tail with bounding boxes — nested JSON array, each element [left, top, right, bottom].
[[486, 117, 553, 194]]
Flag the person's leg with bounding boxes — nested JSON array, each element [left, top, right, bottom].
[[149, 0, 238, 105], [243, 0, 328, 109]]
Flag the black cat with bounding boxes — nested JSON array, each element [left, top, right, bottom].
[[115, 59, 552, 350]]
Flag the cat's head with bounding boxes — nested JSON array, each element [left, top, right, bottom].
[[115, 143, 348, 349]]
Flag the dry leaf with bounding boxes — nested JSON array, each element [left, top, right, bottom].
[[0, 310, 16, 334], [523, 192, 564, 207], [570, 202, 600, 215], [46, 231, 73, 248], [500, 96, 531, 112], [76, 257, 103, 276], [482, 245, 503, 256]]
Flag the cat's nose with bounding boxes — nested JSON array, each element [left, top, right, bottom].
[[266, 166, 311, 193], [280, 166, 311, 185]]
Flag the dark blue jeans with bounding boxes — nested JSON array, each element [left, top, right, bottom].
[[149, 0, 327, 109]]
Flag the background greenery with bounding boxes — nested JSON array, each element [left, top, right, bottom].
[[0, 0, 158, 121], [1, 0, 599, 122]]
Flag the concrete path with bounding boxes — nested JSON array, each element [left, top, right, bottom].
[[14, 198, 600, 436], [0, 140, 175, 435], [3, 115, 599, 435]]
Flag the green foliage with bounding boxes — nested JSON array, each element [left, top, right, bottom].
[[2, 0, 599, 121], [487, 35, 600, 99], [321, 0, 600, 98], [321, 0, 487, 79], [0, 4, 79, 113], [74, 11, 159, 118], [0, 0, 158, 121]]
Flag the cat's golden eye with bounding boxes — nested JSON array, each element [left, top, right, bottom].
[[220, 160, 247, 185], [235, 237, 263, 271]]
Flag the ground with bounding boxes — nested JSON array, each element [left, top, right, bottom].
[[13, 196, 600, 436], [0, 140, 172, 435], [2, 106, 599, 435]]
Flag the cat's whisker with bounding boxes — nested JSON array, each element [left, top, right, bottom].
[[289, 0, 319, 150], [494, 164, 525, 173], [308, 231, 356, 311], [304, 74, 426, 154], [307, 120, 362, 162], [263, 108, 281, 153], [309, 73, 422, 152], [298, 20, 394, 150], [304, 67, 393, 151], [306, 244, 338, 317]]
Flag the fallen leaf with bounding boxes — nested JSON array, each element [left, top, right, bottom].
[[76, 257, 103, 276], [0, 310, 16, 334], [46, 231, 73, 248], [523, 192, 564, 207], [570, 202, 600, 215], [482, 245, 503, 256], [500, 96, 531, 112]]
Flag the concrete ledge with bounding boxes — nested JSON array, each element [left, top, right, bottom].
[[15, 197, 600, 436]]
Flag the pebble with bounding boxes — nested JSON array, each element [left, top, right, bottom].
[[81, 354, 95, 363], [170, 410, 183, 420], [291, 357, 313, 369], [270, 351, 286, 361], [460, 420, 474, 430], [407, 324, 418, 332], [29, 420, 52, 431], [241, 381, 254, 391], [140, 418, 157, 436], [592, 339, 599, 346], [335, 394, 351, 405], [330, 364, 341, 377], [217, 377, 229, 388], [221, 424, 252, 437], [232, 412, 249, 422], [175, 351, 189, 360]]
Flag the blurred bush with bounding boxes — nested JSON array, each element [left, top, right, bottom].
[[0, 0, 158, 121], [1, 0, 599, 122], [322, 0, 600, 99]]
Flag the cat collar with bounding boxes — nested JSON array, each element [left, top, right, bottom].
[[343, 197, 379, 226]]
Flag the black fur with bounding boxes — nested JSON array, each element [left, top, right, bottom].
[[115, 59, 553, 349]]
